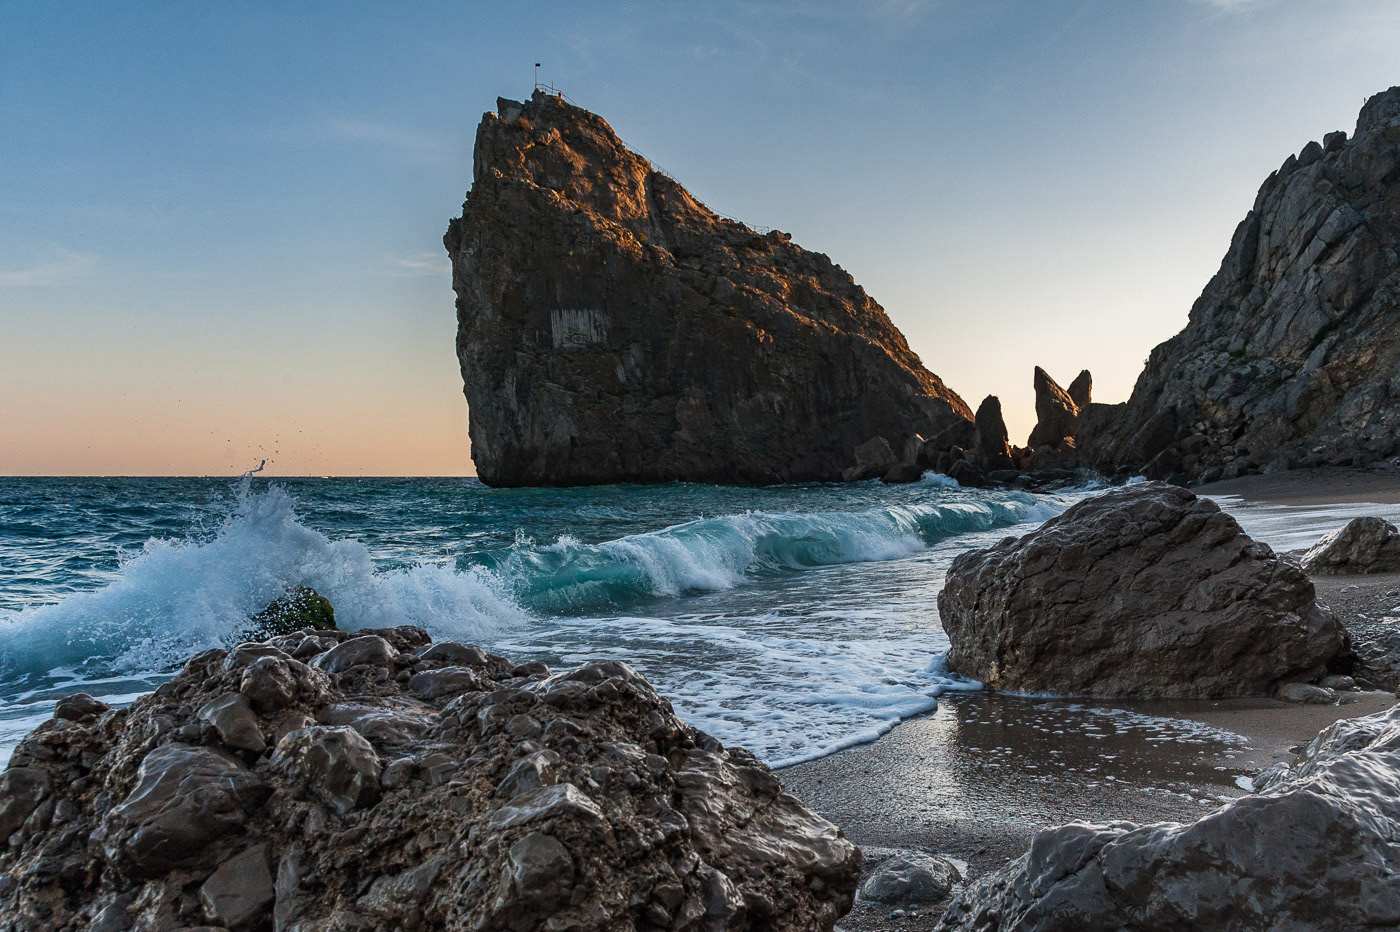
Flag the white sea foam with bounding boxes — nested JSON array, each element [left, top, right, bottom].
[[0, 484, 521, 684]]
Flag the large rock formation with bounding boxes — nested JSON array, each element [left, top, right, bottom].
[[0, 627, 860, 931], [1077, 86, 1400, 480], [1026, 367, 1080, 451], [937, 482, 1348, 698], [940, 701, 1400, 931], [445, 91, 971, 486]]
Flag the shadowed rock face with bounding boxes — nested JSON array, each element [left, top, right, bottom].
[[938, 482, 1348, 698], [1026, 367, 1080, 450], [0, 627, 860, 931], [940, 702, 1400, 931], [1078, 86, 1400, 480], [445, 91, 971, 486]]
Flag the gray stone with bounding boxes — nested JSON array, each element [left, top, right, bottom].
[[407, 666, 485, 700], [200, 844, 274, 929], [53, 693, 109, 722], [102, 745, 268, 875], [271, 725, 381, 813], [1302, 517, 1400, 575], [491, 833, 575, 924], [860, 852, 960, 905], [238, 656, 300, 712], [1276, 681, 1337, 704], [497, 749, 560, 798], [487, 783, 610, 835], [942, 702, 1400, 930], [417, 641, 489, 666], [939, 483, 1348, 698], [1320, 674, 1357, 690], [0, 767, 50, 840], [312, 635, 396, 674], [197, 692, 266, 753]]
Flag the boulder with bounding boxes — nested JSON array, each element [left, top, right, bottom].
[[971, 396, 1014, 471], [197, 692, 266, 754], [1076, 86, 1400, 479], [248, 586, 336, 636], [0, 626, 859, 931], [860, 852, 960, 905], [842, 437, 899, 481], [1026, 367, 1080, 450], [445, 89, 972, 486], [938, 482, 1348, 698], [941, 702, 1400, 930], [53, 693, 109, 723], [1276, 682, 1337, 704], [1301, 516, 1400, 574]]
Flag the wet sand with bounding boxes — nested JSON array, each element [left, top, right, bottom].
[[788, 469, 1400, 930], [784, 689, 1395, 930], [1196, 467, 1400, 505]]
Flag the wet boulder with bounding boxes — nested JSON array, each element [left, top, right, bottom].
[[861, 851, 961, 906], [100, 745, 270, 876], [0, 626, 860, 931], [939, 482, 1348, 698], [941, 702, 1400, 930], [248, 586, 336, 637], [1301, 516, 1400, 574]]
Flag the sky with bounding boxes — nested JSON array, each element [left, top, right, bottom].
[[2, 1, 1397, 476]]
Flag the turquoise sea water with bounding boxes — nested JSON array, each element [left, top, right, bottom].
[[3, 473, 1388, 769], [0, 474, 1082, 767]]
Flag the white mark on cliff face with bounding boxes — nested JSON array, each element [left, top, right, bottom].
[[551, 309, 607, 349]]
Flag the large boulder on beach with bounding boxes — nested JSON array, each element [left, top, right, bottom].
[[938, 482, 1348, 698], [0, 626, 860, 931], [939, 701, 1400, 931], [444, 90, 971, 486], [1301, 516, 1400, 574]]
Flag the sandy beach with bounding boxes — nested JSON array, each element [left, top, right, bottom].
[[782, 470, 1400, 930]]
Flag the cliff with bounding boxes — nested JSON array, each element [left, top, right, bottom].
[[1078, 86, 1400, 481], [445, 91, 971, 486]]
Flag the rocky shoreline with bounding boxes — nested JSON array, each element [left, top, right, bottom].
[[5, 477, 1400, 929]]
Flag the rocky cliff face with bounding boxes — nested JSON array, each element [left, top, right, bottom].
[[1079, 86, 1400, 481], [445, 91, 972, 486]]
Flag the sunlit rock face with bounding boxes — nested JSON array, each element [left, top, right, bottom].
[[1077, 85, 1400, 481], [444, 90, 971, 486]]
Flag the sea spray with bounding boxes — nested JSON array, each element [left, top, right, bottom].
[[0, 475, 1089, 766]]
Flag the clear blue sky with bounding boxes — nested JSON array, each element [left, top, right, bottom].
[[2, 0, 1396, 474]]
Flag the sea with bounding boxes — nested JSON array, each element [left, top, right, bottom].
[[2, 473, 1395, 769]]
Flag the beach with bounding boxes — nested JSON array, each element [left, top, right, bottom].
[[777, 469, 1400, 929]]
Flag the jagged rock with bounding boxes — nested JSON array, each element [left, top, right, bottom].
[[971, 396, 1014, 471], [1066, 369, 1091, 409], [1027, 367, 1081, 450], [444, 90, 971, 486], [1078, 87, 1400, 478], [0, 629, 859, 931], [1302, 516, 1400, 574], [249, 586, 336, 637], [941, 702, 1400, 930], [860, 852, 960, 905], [312, 634, 396, 674], [938, 482, 1348, 698], [842, 437, 900, 481]]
